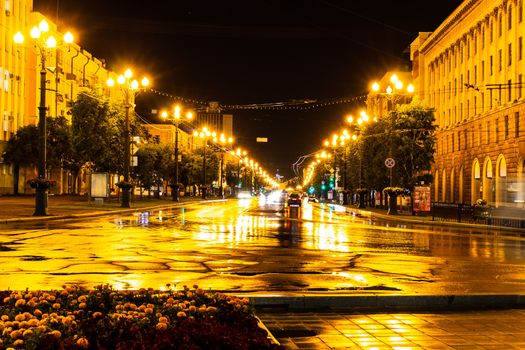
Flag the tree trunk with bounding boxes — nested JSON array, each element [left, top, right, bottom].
[[13, 164, 19, 195]]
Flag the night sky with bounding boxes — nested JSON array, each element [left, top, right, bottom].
[[33, 0, 464, 179]]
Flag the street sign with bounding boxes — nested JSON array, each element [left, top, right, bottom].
[[329, 168, 334, 174], [385, 157, 396, 168]]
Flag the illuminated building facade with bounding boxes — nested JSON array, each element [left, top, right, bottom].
[[0, 4, 124, 194], [411, 0, 525, 207]]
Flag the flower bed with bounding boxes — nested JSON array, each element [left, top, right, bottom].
[[0, 285, 282, 350]]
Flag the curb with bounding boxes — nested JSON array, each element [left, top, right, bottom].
[[250, 294, 525, 311], [341, 205, 525, 233], [0, 199, 224, 224]]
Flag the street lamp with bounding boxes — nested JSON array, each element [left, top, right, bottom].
[[216, 134, 233, 198], [233, 148, 247, 194], [162, 105, 193, 201], [14, 20, 74, 216], [193, 127, 216, 199], [346, 110, 373, 208], [107, 69, 150, 208]]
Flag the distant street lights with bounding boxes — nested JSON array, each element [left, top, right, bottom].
[[162, 105, 193, 202], [107, 69, 150, 208], [194, 127, 215, 199], [14, 20, 74, 216]]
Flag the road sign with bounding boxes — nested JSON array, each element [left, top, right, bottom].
[[329, 168, 334, 174], [385, 157, 396, 168]]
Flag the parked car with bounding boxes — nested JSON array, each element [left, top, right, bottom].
[[308, 194, 319, 203], [287, 192, 302, 206], [237, 190, 252, 199]]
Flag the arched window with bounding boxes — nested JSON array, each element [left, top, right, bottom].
[[496, 155, 507, 207], [471, 159, 481, 204]]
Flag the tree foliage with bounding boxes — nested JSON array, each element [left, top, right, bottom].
[[70, 92, 123, 173], [2, 124, 39, 168]]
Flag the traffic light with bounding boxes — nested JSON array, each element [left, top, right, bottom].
[[329, 176, 334, 189]]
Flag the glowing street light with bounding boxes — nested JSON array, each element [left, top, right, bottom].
[[162, 105, 193, 201], [107, 68, 150, 208], [14, 20, 74, 216]]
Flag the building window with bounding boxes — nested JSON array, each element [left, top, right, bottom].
[[499, 49, 502, 71], [474, 65, 477, 84], [452, 133, 455, 152], [520, 0, 524, 23], [509, 43, 512, 66], [518, 74, 523, 99], [504, 115, 509, 139], [509, 6, 513, 30], [490, 20, 494, 43], [482, 25, 486, 49], [464, 130, 468, 149], [473, 32, 477, 55], [457, 131, 461, 150], [499, 13, 503, 37], [490, 55, 493, 75], [509, 79, 512, 101], [467, 38, 470, 59], [514, 112, 520, 138], [454, 78, 457, 95], [495, 118, 499, 143], [487, 121, 490, 144], [479, 124, 482, 146]]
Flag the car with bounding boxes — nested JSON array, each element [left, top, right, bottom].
[[287, 192, 302, 206], [237, 190, 252, 199], [308, 194, 319, 203]]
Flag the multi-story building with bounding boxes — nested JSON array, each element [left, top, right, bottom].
[[194, 102, 233, 138], [411, 0, 525, 207], [1, 4, 125, 195], [0, 0, 31, 194]]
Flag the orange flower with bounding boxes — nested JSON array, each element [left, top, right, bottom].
[[155, 322, 168, 331], [49, 330, 61, 339], [14, 299, 26, 307], [52, 303, 61, 310], [10, 330, 21, 339], [76, 337, 89, 348], [177, 311, 187, 318]]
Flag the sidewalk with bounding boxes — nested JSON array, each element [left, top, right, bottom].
[[337, 203, 525, 234], [258, 309, 525, 349], [0, 194, 206, 223]]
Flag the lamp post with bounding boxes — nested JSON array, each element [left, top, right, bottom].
[[234, 148, 247, 195], [107, 69, 150, 208], [216, 134, 233, 198], [14, 20, 74, 216], [162, 105, 192, 201], [194, 127, 215, 199]]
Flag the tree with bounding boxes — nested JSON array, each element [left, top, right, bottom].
[[3, 116, 73, 194], [71, 92, 122, 175], [2, 125, 38, 194], [47, 116, 73, 172], [134, 143, 171, 195], [386, 98, 436, 191]]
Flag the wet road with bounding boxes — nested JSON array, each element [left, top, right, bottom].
[[0, 198, 524, 293]]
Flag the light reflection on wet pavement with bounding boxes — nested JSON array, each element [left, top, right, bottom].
[[0, 199, 525, 294]]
